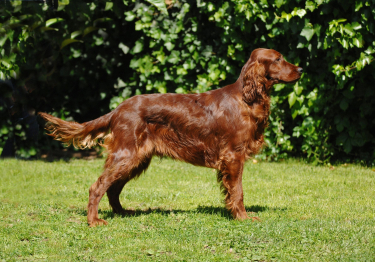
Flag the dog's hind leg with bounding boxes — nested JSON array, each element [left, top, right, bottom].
[[106, 179, 128, 215], [86, 156, 136, 226], [87, 146, 153, 227], [86, 124, 154, 227], [87, 166, 120, 227], [106, 156, 152, 215]]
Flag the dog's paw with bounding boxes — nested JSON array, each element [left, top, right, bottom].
[[248, 216, 261, 222], [235, 212, 261, 222], [88, 218, 108, 227], [245, 212, 261, 222]]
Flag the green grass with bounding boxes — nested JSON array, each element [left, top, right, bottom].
[[1, 158, 375, 261]]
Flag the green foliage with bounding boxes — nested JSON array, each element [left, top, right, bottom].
[[0, 0, 374, 164], [0, 1, 138, 156]]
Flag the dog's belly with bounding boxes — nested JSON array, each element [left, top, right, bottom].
[[154, 143, 207, 167], [146, 125, 218, 168]]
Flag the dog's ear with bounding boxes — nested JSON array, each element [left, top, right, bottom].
[[242, 61, 267, 104]]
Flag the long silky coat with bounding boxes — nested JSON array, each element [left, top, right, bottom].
[[40, 48, 303, 226]]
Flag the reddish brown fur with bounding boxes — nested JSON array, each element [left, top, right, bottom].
[[39, 48, 302, 226]]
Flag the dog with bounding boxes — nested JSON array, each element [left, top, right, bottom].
[[39, 48, 303, 226]]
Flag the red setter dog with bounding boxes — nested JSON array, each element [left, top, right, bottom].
[[40, 48, 302, 227]]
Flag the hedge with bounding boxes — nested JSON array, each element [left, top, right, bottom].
[[0, 0, 374, 165]]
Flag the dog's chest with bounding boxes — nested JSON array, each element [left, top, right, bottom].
[[241, 102, 271, 156]]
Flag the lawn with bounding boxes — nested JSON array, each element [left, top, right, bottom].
[[1, 158, 374, 261]]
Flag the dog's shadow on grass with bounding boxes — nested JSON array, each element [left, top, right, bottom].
[[73, 205, 286, 221]]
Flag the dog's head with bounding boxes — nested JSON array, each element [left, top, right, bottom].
[[241, 48, 303, 104]]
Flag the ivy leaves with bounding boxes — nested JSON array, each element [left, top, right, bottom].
[[1, 0, 374, 164], [122, 2, 228, 95]]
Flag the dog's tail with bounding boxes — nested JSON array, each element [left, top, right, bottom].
[[39, 111, 114, 149]]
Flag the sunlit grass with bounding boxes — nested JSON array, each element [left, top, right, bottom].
[[1, 158, 374, 261]]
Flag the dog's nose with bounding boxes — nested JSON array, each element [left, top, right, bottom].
[[297, 67, 303, 73]]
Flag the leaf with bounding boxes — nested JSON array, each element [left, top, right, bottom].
[[0, 36, 8, 47], [352, 35, 363, 48], [343, 24, 355, 37], [209, 69, 221, 81], [40, 27, 59, 32], [336, 18, 347, 23], [227, 45, 235, 56], [188, 45, 196, 53], [340, 99, 349, 111], [153, 50, 166, 63], [343, 139, 352, 153], [94, 17, 112, 26], [176, 66, 188, 75], [294, 82, 303, 95], [19, 14, 33, 21], [1, 125, 9, 134], [202, 45, 213, 58], [167, 50, 180, 64], [105, 2, 113, 11], [336, 133, 348, 145], [83, 27, 98, 37], [305, 1, 316, 11], [45, 18, 64, 27], [355, 0, 363, 11], [364, 46, 374, 55], [275, 0, 283, 8], [285, 13, 292, 22], [296, 95, 305, 106], [296, 9, 306, 18], [132, 40, 144, 54], [291, 109, 298, 119], [300, 26, 314, 41], [336, 122, 344, 132], [207, 2, 215, 11], [165, 42, 175, 51], [183, 34, 195, 44], [288, 92, 297, 108], [274, 83, 285, 91], [109, 96, 124, 110], [314, 24, 322, 37], [1, 60, 11, 69], [125, 11, 136, 22], [60, 39, 83, 50], [71, 31, 82, 39], [351, 22, 362, 30], [30, 21, 42, 31], [293, 126, 302, 138], [220, 71, 226, 80], [352, 132, 366, 146], [145, 0, 168, 15], [341, 38, 349, 49], [175, 87, 185, 94], [348, 127, 356, 138], [129, 58, 139, 69], [119, 43, 129, 54]]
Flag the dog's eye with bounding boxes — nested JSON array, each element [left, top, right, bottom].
[[275, 57, 281, 62]]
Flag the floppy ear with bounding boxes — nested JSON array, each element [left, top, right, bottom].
[[242, 61, 267, 104]]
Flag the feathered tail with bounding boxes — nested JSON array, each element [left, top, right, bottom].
[[39, 111, 114, 149]]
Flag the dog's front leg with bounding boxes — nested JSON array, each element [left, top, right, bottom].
[[219, 159, 259, 221]]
